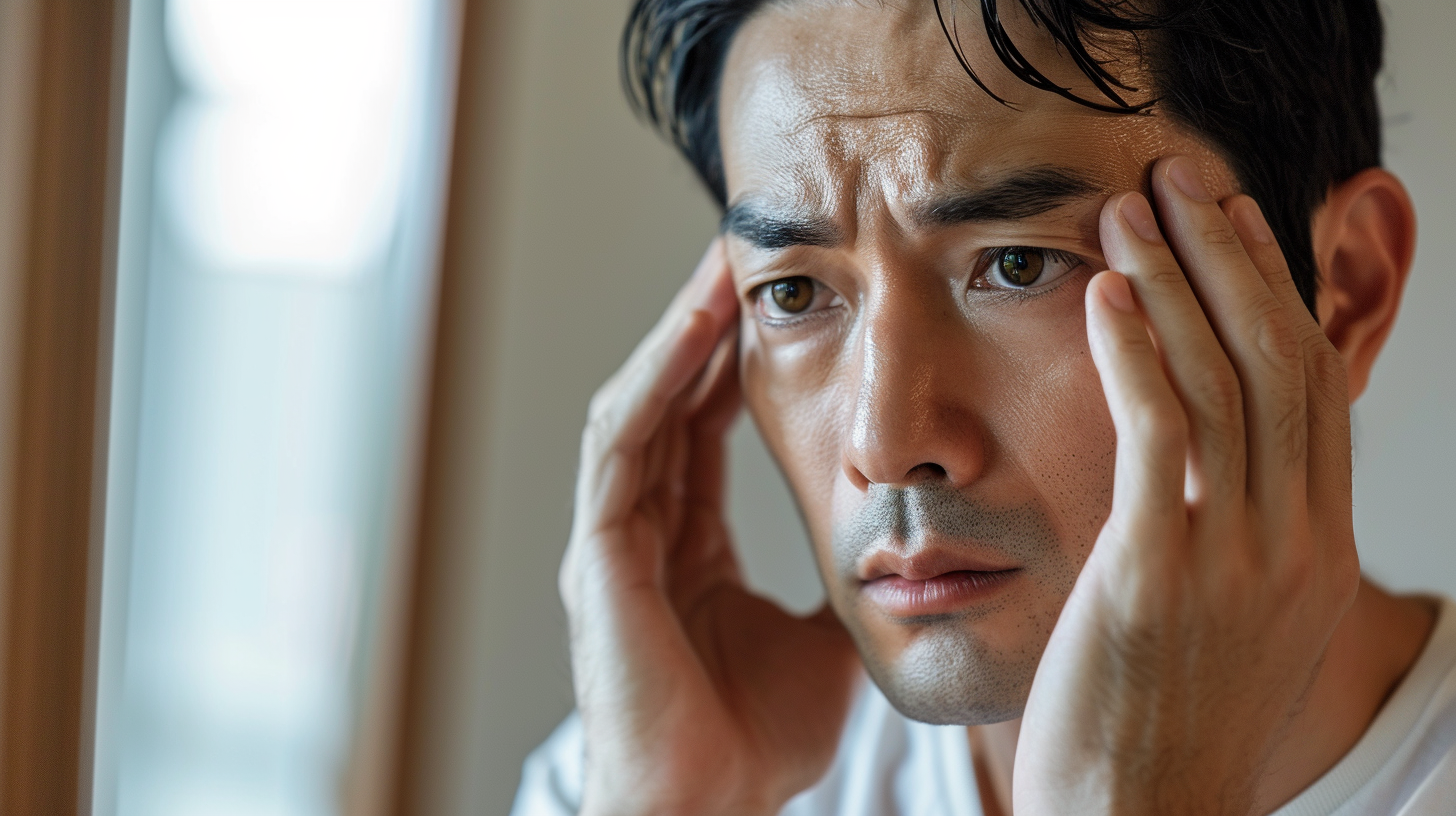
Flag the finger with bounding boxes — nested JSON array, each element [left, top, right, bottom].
[[1221, 197, 1312, 331], [688, 322, 741, 437], [586, 240, 734, 458], [642, 297, 740, 534], [666, 452, 742, 611], [1101, 190, 1245, 505], [669, 237, 739, 330], [1085, 270, 1189, 547], [657, 326, 744, 607], [636, 238, 737, 364], [641, 399, 690, 536], [591, 239, 735, 417], [642, 379, 696, 498], [1224, 197, 1351, 526], [676, 331, 740, 515], [578, 308, 718, 519], [645, 322, 737, 507], [1150, 157, 1307, 525], [578, 243, 736, 526], [644, 416, 692, 562], [655, 325, 740, 567]]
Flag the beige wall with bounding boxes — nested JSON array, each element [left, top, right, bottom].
[[431, 1, 1456, 813], [1350, 2, 1456, 596]]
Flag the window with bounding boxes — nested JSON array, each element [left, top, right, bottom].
[[93, 2, 457, 813]]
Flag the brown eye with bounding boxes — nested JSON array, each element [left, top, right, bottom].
[[997, 248, 1045, 287], [770, 277, 814, 313]]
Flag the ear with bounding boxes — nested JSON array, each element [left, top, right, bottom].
[[1311, 168, 1417, 404]]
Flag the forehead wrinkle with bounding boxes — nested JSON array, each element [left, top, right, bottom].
[[723, 10, 1193, 250], [785, 108, 958, 155], [794, 108, 969, 132], [783, 110, 958, 243]]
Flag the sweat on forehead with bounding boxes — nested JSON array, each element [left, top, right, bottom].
[[714, 1, 1220, 244], [720, 0, 1153, 118]]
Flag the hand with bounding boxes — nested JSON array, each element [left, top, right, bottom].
[[561, 240, 860, 816], [1014, 157, 1361, 815]]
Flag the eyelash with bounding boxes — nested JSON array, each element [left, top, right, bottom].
[[970, 246, 1087, 296], [750, 277, 842, 325], [749, 245, 1088, 325]]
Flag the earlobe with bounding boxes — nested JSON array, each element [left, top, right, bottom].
[[1311, 168, 1417, 404]]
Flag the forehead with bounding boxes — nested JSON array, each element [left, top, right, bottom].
[[718, 1, 1198, 212]]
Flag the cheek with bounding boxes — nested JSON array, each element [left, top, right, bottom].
[[976, 292, 1117, 560], [739, 319, 849, 547], [1013, 361, 1116, 565]]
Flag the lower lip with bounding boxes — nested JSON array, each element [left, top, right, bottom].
[[861, 570, 1020, 617]]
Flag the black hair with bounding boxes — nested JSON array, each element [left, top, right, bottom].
[[621, 0, 1387, 313]]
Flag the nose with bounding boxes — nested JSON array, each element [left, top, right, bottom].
[[842, 286, 985, 491]]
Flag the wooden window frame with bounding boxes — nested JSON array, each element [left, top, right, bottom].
[[0, 0, 130, 812]]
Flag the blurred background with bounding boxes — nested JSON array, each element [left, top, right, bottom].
[[96, 0, 457, 814], [7, 0, 1448, 814]]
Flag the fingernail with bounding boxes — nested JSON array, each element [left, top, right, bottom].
[[1099, 271, 1137, 313], [1166, 156, 1212, 202], [1234, 198, 1276, 245], [1117, 193, 1164, 245]]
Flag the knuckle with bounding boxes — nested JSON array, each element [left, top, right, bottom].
[[1307, 348, 1352, 420], [1272, 401, 1308, 465], [1253, 309, 1304, 370], [1126, 402, 1188, 451], [1107, 325, 1153, 358], [1201, 224, 1244, 255], [1309, 346, 1349, 392], [1146, 265, 1191, 289], [1273, 547, 1317, 595], [1191, 365, 1244, 422]]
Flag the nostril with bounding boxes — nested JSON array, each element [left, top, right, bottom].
[[906, 463, 947, 481]]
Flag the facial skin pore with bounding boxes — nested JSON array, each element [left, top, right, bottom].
[[718, 0, 1234, 726]]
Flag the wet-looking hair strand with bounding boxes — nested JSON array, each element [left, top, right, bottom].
[[621, 0, 1386, 313]]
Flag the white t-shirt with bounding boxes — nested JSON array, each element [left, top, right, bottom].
[[512, 597, 1456, 816]]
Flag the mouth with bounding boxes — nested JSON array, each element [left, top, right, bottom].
[[857, 548, 1021, 618], [861, 569, 1020, 618]]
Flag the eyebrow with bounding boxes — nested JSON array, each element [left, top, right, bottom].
[[720, 166, 1098, 251], [719, 204, 840, 250], [918, 167, 1099, 226]]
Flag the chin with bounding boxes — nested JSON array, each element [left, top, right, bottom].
[[855, 624, 1034, 726]]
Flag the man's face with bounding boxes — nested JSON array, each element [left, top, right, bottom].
[[719, 1, 1237, 724]]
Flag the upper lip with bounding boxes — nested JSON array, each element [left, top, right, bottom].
[[856, 544, 1019, 583]]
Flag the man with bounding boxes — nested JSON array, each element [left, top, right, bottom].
[[514, 0, 1455, 813]]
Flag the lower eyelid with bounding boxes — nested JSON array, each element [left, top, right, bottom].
[[754, 291, 846, 325]]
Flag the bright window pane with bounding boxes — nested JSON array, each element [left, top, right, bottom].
[[97, 1, 455, 814]]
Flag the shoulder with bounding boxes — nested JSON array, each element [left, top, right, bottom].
[[1275, 596, 1456, 816], [508, 677, 981, 816]]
